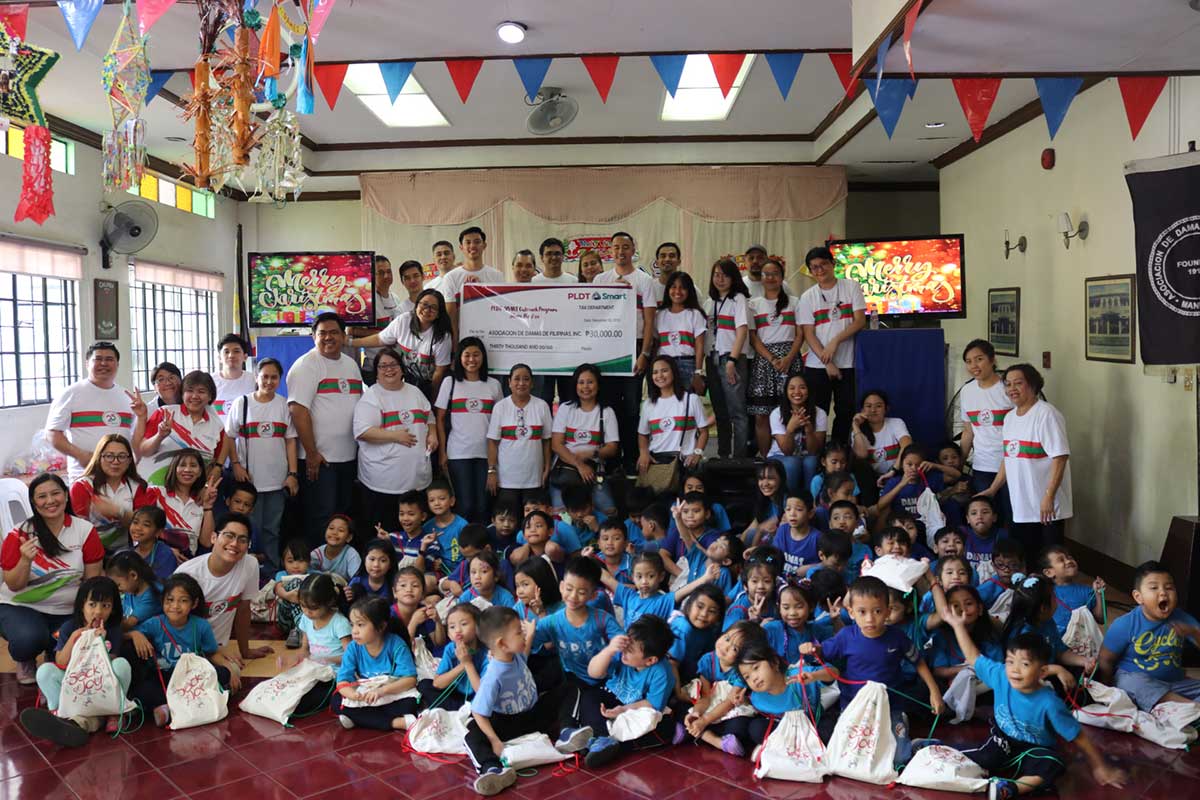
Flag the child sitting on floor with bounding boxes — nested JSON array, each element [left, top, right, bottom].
[[333, 597, 419, 731], [422, 602, 487, 710], [1038, 544, 1105, 635]]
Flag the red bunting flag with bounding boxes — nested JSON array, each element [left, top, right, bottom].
[[0, 3, 29, 39], [581, 55, 620, 103], [902, 2, 921, 80], [1117, 76, 1168, 140], [187, 69, 195, 89], [828, 52, 854, 94], [446, 58, 483, 102], [952, 78, 1002, 142], [708, 54, 747, 98], [314, 63, 349, 109]]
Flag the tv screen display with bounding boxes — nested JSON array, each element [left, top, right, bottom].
[[826, 235, 965, 318], [248, 251, 375, 327]]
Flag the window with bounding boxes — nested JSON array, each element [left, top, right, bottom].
[[128, 262, 223, 389], [127, 173, 215, 219], [0, 125, 76, 174], [660, 54, 756, 122], [0, 240, 83, 408], [343, 64, 450, 127]]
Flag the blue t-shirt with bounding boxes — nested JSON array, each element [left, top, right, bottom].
[[123, 542, 177, 583], [423, 514, 469, 573], [122, 586, 161, 624], [772, 524, 820, 579], [668, 615, 718, 681], [604, 652, 674, 710], [387, 530, 425, 562], [977, 577, 1010, 608], [613, 585, 675, 626], [749, 666, 812, 715], [460, 584, 518, 609], [55, 618, 123, 657], [974, 655, 1080, 747], [448, 557, 516, 594], [1016, 619, 1067, 661], [348, 575, 393, 602], [298, 612, 352, 665], [696, 651, 746, 688], [624, 519, 646, 551], [566, 509, 608, 550], [1102, 607, 1199, 683], [1051, 584, 1096, 634], [436, 644, 490, 698], [472, 653, 538, 717], [963, 526, 1006, 580], [925, 626, 1003, 668], [595, 552, 634, 586], [516, 599, 563, 654], [821, 624, 920, 707], [135, 614, 218, 669], [723, 590, 778, 630], [659, 527, 720, 563], [811, 474, 859, 501], [515, 521, 582, 554], [764, 619, 831, 665], [485, 525, 518, 558], [880, 472, 944, 519], [531, 607, 622, 685], [336, 633, 417, 685]]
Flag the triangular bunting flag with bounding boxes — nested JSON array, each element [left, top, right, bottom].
[[763, 52, 803, 100], [446, 58, 483, 102], [0, 4, 28, 39], [309, 0, 337, 43], [952, 78, 1002, 142], [314, 62, 349, 109], [513, 57, 552, 101], [186, 68, 195, 89], [649, 54, 686, 97], [1035, 77, 1084, 139], [379, 62, 415, 103], [828, 52, 854, 95], [135, 0, 176, 36], [709, 54, 746, 98], [902, 1, 921, 80], [146, 69, 174, 104], [874, 32, 893, 96], [865, 77, 913, 138], [581, 55, 619, 102], [1117, 75, 1168, 140], [258, 3, 280, 77], [57, 0, 103, 51]]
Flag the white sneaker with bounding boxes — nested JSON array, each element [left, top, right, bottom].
[[338, 714, 355, 729], [15, 660, 37, 685], [473, 766, 516, 796]]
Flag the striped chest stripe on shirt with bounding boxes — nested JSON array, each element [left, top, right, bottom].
[[500, 425, 545, 440], [649, 416, 696, 435], [753, 311, 797, 328], [316, 378, 364, 395], [868, 442, 902, 462], [238, 422, 288, 438], [396, 341, 434, 363], [381, 409, 429, 427], [716, 315, 736, 330], [449, 398, 495, 413], [1004, 439, 1047, 459], [564, 427, 602, 445], [658, 330, 697, 347], [811, 303, 855, 325], [212, 400, 227, 415], [70, 411, 133, 428], [966, 409, 1010, 427]]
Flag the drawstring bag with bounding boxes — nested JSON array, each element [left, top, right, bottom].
[[608, 706, 663, 742], [1135, 701, 1200, 750], [250, 579, 278, 623], [240, 659, 335, 725], [1062, 607, 1104, 661], [1073, 679, 1138, 733], [340, 675, 421, 708], [669, 557, 689, 594], [500, 733, 569, 769], [57, 628, 135, 719], [683, 679, 757, 721], [943, 667, 990, 724], [407, 704, 473, 754], [825, 681, 898, 785], [412, 636, 439, 683], [915, 478, 946, 544], [753, 708, 828, 783], [820, 682, 841, 710], [167, 653, 229, 730], [896, 744, 988, 793], [859, 555, 929, 593], [988, 589, 1014, 624], [436, 594, 492, 624]]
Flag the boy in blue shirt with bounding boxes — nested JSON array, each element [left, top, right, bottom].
[[962, 494, 1007, 583], [771, 492, 820, 579], [1098, 560, 1200, 712], [1038, 544, 1104, 635], [945, 606, 1126, 799], [423, 479, 469, 577], [978, 538, 1023, 609], [875, 445, 944, 521], [485, 497, 521, 558], [580, 614, 677, 769], [825, 502, 872, 582], [562, 484, 607, 551]]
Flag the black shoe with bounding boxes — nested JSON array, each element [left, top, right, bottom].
[[20, 708, 89, 748]]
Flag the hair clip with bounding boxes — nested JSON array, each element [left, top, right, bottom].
[[1011, 572, 1026, 584], [1020, 575, 1041, 589]]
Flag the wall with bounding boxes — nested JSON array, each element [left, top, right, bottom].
[[845, 189, 940, 238], [238, 200, 361, 254], [940, 76, 1200, 568]]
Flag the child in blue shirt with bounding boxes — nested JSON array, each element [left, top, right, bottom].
[[530, 556, 623, 692], [442, 524, 517, 596], [763, 582, 834, 665], [977, 538, 1023, 609], [601, 552, 720, 626], [962, 494, 1007, 583], [515, 493, 582, 554], [1038, 544, 1105, 634], [420, 602, 487, 710], [723, 551, 781, 629], [810, 443, 856, 503], [999, 574, 1094, 683], [826, 500, 872, 582], [333, 597, 419, 731], [590, 520, 635, 587], [681, 622, 766, 756], [931, 526, 979, 585], [274, 538, 312, 648], [423, 479, 470, 577], [771, 493, 820, 579], [107, 550, 161, 631], [669, 584, 726, 684], [665, 478, 733, 542], [459, 551, 518, 609], [485, 497, 521, 558], [926, 584, 1002, 686], [125, 505, 178, 582], [724, 641, 822, 757], [287, 573, 351, 717], [311, 513, 361, 581], [1099, 560, 1200, 711], [562, 484, 607, 550], [379, 490, 436, 573], [875, 445, 945, 521], [347, 540, 399, 603]]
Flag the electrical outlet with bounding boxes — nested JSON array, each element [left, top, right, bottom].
[[1042, 351, 1051, 369], [1164, 368, 1178, 384]]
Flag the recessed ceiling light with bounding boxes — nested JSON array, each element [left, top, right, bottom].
[[497, 21, 526, 44], [924, 121, 945, 129], [165, 136, 187, 142]]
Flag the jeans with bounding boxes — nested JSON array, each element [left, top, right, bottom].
[[549, 479, 617, 517], [299, 459, 357, 548], [447, 457, 490, 524], [601, 374, 644, 474], [0, 605, 69, 662], [38, 658, 132, 712], [707, 354, 748, 458], [771, 454, 820, 495], [804, 365, 856, 445], [359, 485, 400, 543], [250, 489, 287, 574]]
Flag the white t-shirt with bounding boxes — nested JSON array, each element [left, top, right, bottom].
[[653, 280, 668, 304], [851, 416, 911, 474], [212, 372, 256, 418], [353, 382, 433, 495], [596, 267, 657, 339], [797, 278, 867, 369], [638, 392, 709, 455], [378, 312, 453, 382], [655, 308, 707, 358], [487, 395, 552, 489], [436, 377, 504, 460], [0, 515, 104, 615], [147, 487, 205, 555], [45, 379, 137, 482], [224, 394, 296, 492], [767, 406, 829, 458], [142, 406, 228, 485], [176, 554, 259, 646], [362, 291, 403, 366], [960, 378, 1015, 473], [424, 271, 452, 295], [746, 278, 766, 299], [552, 403, 620, 456], [532, 272, 579, 285], [396, 297, 416, 316], [1001, 400, 1073, 524], [285, 349, 363, 463], [704, 294, 749, 357], [441, 265, 505, 305], [750, 295, 800, 347]]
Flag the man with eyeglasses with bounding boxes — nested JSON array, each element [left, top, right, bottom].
[[46, 341, 147, 483], [286, 313, 363, 545], [176, 512, 272, 663]]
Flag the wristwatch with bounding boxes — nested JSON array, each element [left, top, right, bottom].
[[287, 471, 299, 478], [691, 448, 704, 457]]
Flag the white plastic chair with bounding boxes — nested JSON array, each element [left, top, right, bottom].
[[0, 478, 31, 537]]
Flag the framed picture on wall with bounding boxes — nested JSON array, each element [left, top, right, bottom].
[[987, 287, 1020, 357], [1085, 274, 1137, 363]]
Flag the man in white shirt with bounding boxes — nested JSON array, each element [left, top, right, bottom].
[[285, 313, 363, 544], [396, 258, 425, 315], [443, 226, 505, 338], [351, 255, 402, 386], [531, 238, 577, 285], [652, 242, 682, 304], [424, 239, 457, 295], [511, 249, 537, 283], [596, 232, 657, 474], [46, 341, 147, 482], [744, 243, 769, 298]]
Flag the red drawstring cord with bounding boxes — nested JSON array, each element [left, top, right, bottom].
[[551, 752, 581, 776], [401, 728, 466, 764]]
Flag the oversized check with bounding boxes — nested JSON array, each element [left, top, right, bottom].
[[459, 283, 636, 376]]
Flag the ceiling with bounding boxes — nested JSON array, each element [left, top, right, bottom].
[[15, 0, 1200, 194]]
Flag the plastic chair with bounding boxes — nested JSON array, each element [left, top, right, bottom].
[[0, 478, 31, 537]]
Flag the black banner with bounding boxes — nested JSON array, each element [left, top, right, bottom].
[[1125, 153, 1200, 365]]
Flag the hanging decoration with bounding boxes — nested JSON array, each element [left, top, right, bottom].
[[240, 107, 304, 202], [0, 4, 29, 39], [650, 54, 686, 97], [307, 0, 337, 43], [380, 61, 414, 103], [146, 69, 173, 103], [581, 55, 619, 102], [100, 2, 150, 191], [1035, 76, 1083, 139], [874, 32, 892, 96], [763, 52, 803, 100], [57, 0, 104, 51], [513, 57, 551, 102], [213, 0, 259, 165], [828, 52, 854, 95], [708, 53, 746, 98], [313, 61, 347, 108], [0, 27, 60, 224], [15, 123, 54, 224], [1117, 76, 1168, 141], [136, 0, 177, 36], [181, 0, 231, 188], [446, 58, 483, 102], [952, 78, 1001, 143], [258, 2, 281, 78], [865, 77, 914, 139], [901, 1, 921, 80]]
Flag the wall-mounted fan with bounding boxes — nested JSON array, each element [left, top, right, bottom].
[[100, 200, 158, 269], [526, 87, 579, 136]]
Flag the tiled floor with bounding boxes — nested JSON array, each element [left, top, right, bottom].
[[3, 666, 1199, 800]]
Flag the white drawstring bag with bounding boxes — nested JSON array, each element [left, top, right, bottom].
[[988, 589, 1014, 624], [825, 681, 898, 785], [820, 681, 841, 710], [683, 679, 757, 721], [669, 557, 690, 594], [406, 704, 472, 754], [915, 486, 947, 544], [943, 667, 990, 724], [250, 579, 278, 623], [753, 708, 828, 783], [897, 744, 988, 793], [239, 659, 335, 725], [608, 706, 663, 742], [339, 674, 421, 708], [1135, 701, 1200, 750], [860, 555, 929, 593], [167, 653, 229, 730], [501, 733, 569, 769], [1072, 680, 1137, 733], [412, 636, 439, 682], [1062, 606, 1103, 661], [57, 628, 135, 718], [436, 594, 493, 624]]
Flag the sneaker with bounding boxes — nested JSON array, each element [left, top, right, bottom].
[[15, 660, 37, 685], [19, 708, 89, 748], [721, 734, 745, 757], [338, 714, 355, 729], [554, 726, 593, 754], [153, 705, 171, 728], [988, 778, 1019, 800], [673, 721, 687, 745], [285, 627, 302, 649], [584, 736, 621, 770], [473, 766, 517, 796]]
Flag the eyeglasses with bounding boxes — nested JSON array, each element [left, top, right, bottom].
[[416, 302, 440, 312], [377, 362, 402, 372], [100, 453, 131, 463], [218, 530, 251, 546], [153, 375, 179, 385]]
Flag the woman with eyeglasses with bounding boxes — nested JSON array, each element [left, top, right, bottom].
[[69, 434, 153, 552], [350, 288, 453, 402], [486, 363, 552, 510], [149, 363, 182, 408]]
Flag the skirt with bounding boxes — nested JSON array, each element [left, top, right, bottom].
[[747, 341, 801, 415]]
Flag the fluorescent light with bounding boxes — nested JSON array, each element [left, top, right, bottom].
[[924, 121, 946, 129], [661, 54, 755, 122], [497, 21, 526, 44], [345, 64, 450, 127]]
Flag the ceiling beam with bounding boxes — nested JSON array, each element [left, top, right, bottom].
[[312, 132, 817, 152]]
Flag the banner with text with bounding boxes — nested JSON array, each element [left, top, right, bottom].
[[459, 283, 636, 376]]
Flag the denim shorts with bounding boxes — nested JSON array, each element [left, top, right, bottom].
[[1115, 668, 1200, 711]]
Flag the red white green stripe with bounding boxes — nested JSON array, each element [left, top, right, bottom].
[[381, 410, 429, 427], [565, 427, 601, 444], [1005, 439, 1047, 459], [869, 443, 902, 462], [316, 378, 363, 395], [396, 341, 433, 363], [500, 425, 544, 440], [753, 311, 796, 328], [649, 416, 696, 435], [658, 331, 696, 347], [449, 398, 496, 413], [966, 409, 1010, 426], [238, 422, 288, 438], [716, 315, 736, 330], [69, 411, 133, 428], [812, 304, 854, 325]]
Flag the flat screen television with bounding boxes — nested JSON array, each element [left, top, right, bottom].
[[247, 251, 375, 327], [825, 235, 965, 319]]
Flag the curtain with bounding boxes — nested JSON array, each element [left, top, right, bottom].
[[0, 237, 83, 279], [362, 206, 499, 280], [131, 260, 225, 293]]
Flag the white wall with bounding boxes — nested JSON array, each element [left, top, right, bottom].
[[940, 77, 1200, 568], [238, 200, 361, 253]]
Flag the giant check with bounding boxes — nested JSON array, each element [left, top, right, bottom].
[[459, 283, 636, 376]]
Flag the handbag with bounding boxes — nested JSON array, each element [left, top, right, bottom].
[[896, 744, 989, 793], [825, 681, 898, 784], [57, 628, 135, 719], [240, 659, 335, 725], [167, 652, 229, 730], [638, 460, 682, 495], [753, 708, 829, 783]]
